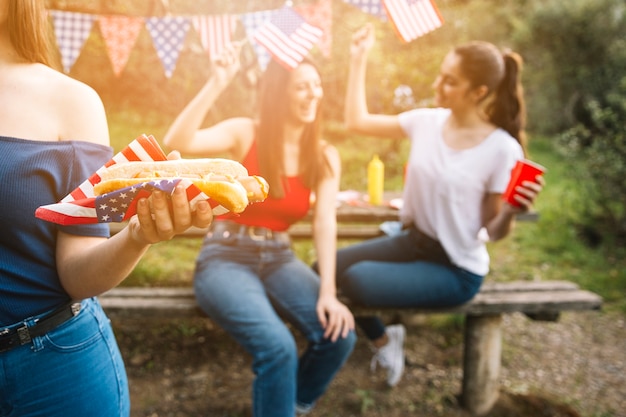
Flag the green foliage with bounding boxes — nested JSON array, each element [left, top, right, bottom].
[[514, 0, 626, 133], [557, 82, 626, 246], [509, 0, 626, 245]]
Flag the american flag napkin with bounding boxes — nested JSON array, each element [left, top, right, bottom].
[[35, 134, 228, 225]]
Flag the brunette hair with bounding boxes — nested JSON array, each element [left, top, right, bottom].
[[454, 41, 527, 150], [256, 58, 329, 198], [8, 0, 52, 66]]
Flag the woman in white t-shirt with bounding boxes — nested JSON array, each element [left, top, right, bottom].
[[334, 24, 544, 387]]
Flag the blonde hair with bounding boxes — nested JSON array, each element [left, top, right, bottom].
[[8, 0, 52, 66]]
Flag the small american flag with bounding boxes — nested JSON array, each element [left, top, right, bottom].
[[253, 6, 323, 70], [382, 0, 443, 43], [35, 134, 227, 225]]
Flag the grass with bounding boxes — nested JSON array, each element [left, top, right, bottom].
[[108, 110, 625, 312]]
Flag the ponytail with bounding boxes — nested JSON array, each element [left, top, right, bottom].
[[487, 51, 526, 151], [454, 42, 527, 153]]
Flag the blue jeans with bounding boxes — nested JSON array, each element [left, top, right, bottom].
[[0, 298, 129, 417], [334, 225, 483, 340], [194, 234, 356, 417]]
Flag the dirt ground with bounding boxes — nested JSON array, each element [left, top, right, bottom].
[[111, 308, 626, 417]]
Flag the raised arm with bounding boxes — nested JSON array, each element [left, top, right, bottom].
[[163, 42, 252, 159], [344, 24, 405, 139]]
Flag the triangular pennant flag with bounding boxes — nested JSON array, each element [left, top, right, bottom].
[[342, 0, 387, 20], [295, 0, 332, 58], [99, 15, 143, 77], [253, 6, 323, 70], [145, 16, 191, 78], [382, 0, 443, 43], [50, 10, 97, 73], [240, 10, 273, 70], [192, 14, 238, 59]]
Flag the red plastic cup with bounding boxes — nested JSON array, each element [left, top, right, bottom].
[[502, 159, 546, 207]]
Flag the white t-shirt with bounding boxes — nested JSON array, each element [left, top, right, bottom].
[[398, 108, 524, 275]]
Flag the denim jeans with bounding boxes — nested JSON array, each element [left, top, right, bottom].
[[194, 234, 356, 417], [334, 225, 483, 341], [0, 298, 129, 417]]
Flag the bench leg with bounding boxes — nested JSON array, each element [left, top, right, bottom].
[[461, 314, 502, 416]]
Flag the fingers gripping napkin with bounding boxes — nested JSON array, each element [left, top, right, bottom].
[[35, 134, 269, 225]]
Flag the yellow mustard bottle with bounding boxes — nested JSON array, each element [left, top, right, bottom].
[[367, 154, 384, 205]]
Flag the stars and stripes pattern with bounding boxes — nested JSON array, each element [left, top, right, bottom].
[[35, 135, 227, 226], [253, 6, 323, 70], [192, 14, 239, 59], [382, 0, 443, 43], [241, 10, 273, 70]]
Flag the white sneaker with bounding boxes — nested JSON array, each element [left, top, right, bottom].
[[370, 324, 406, 387]]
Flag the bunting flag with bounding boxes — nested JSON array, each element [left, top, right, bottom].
[[98, 15, 143, 77], [50, 10, 97, 72], [47, 2, 437, 79], [241, 10, 273, 70], [253, 6, 323, 70], [342, 0, 387, 20], [35, 134, 228, 226], [382, 0, 443, 43], [145, 16, 191, 78], [192, 14, 239, 59], [295, 0, 332, 58]]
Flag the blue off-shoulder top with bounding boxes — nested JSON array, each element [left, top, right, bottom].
[[0, 136, 113, 325]]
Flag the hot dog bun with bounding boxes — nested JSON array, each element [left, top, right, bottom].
[[93, 159, 268, 213]]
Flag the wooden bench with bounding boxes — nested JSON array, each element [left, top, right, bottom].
[[104, 197, 595, 415], [100, 281, 602, 416]]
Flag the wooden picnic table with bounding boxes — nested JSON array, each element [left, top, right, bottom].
[[108, 190, 538, 239]]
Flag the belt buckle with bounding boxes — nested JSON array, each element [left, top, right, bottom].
[[247, 226, 270, 241], [70, 302, 81, 316], [17, 324, 31, 345]]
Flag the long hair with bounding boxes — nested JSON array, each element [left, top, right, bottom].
[[8, 0, 52, 66], [454, 41, 527, 152], [256, 58, 328, 199]]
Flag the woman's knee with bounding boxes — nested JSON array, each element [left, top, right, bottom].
[[339, 264, 382, 305]]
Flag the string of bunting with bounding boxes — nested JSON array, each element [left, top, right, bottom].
[[48, 0, 442, 77]]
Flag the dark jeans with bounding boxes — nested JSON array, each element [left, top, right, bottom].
[[332, 225, 483, 340]]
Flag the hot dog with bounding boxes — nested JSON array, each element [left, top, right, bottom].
[[93, 158, 269, 213]]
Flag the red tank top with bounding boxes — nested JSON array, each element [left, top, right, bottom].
[[219, 140, 311, 231]]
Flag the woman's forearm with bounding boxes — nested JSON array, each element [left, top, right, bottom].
[[163, 77, 227, 152], [313, 215, 339, 298], [344, 55, 370, 132], [57, 226, 151, 299]]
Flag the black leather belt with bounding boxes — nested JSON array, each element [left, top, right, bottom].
[[208, 221, 291, 244], [0, 302, 81, 353]]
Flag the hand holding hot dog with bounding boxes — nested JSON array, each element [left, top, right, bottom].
[[93, 157, 269, 214]]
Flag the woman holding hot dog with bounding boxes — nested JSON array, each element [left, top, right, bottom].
[[0, 1, 212, 416], [330, 25, 544, 387], [164, 45, 356, 416]]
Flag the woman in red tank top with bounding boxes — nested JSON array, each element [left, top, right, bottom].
[[164, 44, 356, 416]]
